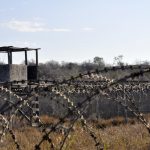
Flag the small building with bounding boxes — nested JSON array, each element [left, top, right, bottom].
[[0, 46, 40, 82]]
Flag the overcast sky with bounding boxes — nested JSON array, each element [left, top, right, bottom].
[[0, 0, 150, 64]]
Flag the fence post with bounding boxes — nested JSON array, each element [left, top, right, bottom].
[[123, 84, 128, 123], [31, 96, 40, 127]]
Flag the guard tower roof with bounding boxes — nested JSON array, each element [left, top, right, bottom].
[[0, 46, 40, 69], [0, 46, 40, 53]]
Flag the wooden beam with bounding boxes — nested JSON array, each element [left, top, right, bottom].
[[10, 52, 12, 64], [35, 50, 38, 67], [8, 52, 10, 64], [7, 51, 12, 64], [35, 50, 39, 80], [25, 51, 28, 65]]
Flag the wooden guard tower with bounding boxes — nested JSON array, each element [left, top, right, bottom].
[[0, 46, 40, 127], [0, 46, 40, 82]]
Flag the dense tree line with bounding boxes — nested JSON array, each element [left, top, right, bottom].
[[38, 55, 150, 80], [38, 56, 120, 80]]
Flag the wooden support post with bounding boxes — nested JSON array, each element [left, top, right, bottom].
[[31, 96, 40, 127], [10, 52, 12, 64], [8, 52, 10, 64], [35, 50, 38, 67], [25, 51, 28, 65], [123, 85, 128, 123], [8, 84, 13, 129], [7, 51, 12, 64], [35, 50, 38, 80]]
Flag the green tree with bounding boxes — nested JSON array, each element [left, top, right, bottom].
[[113, 55, 124, 66], [93, 56, 105, 67]]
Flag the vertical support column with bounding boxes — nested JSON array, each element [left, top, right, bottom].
[[8, 83, 13, 129], [7, 52, 12, 64], [31, 96, 40, 127], [8, 52, 10, 64], [138, 88, 141, 110], [10, 52, 12, 64], [35, 49, 38, 67], [123, 84, 128, 123], [25, 51, 28, 65], [35, 49, 38, 80]]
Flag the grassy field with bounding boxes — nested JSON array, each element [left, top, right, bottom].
[[1, 116, 150, 150]]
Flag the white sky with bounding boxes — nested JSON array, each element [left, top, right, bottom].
[[0, 0, 150, 64]]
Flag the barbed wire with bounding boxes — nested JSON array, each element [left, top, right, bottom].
[[1, 67, 150, 149]]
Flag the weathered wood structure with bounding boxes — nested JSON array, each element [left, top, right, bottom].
[[0, 46, 40, 126], [0, 46, 40, 81]]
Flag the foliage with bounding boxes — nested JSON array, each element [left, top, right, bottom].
[[1, 116, 150, 150]]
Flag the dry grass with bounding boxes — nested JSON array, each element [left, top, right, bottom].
[[0, 116, 150, 150]]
